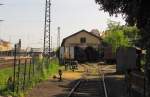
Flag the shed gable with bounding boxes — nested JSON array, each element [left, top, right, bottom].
[[62, 30, 101, 47]]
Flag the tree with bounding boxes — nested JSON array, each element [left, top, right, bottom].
[[95, 0, 150, 96], [123, 26, 140, 46], [104, 20, 140, 50], [104, 21, 130, 53]]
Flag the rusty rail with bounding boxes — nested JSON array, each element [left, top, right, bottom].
[[66, 65, 86, 97], [67, 63, 108, 97], [67, 79, 82, 97], [98, 62, 108, 97]]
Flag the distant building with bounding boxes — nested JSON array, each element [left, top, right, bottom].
[[61, 29, 103, 62], [30, 48, 43, 58], [0, 39, 12, 51]]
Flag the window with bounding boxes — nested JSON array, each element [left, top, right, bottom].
[[80, 37, 86, 43]]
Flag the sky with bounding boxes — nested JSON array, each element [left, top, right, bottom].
[[0, 0, 125, 48]]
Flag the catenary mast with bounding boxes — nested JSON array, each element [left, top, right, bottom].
[[43, 0, 51, 56]]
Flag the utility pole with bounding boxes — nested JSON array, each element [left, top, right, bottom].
[[51, 36, 52, 51], [57, 27, 60, 48], [43, 0, 51, 57]]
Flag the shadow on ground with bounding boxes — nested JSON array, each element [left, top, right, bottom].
[[53, 78, 104, 97], [53, 72, 126, 97]]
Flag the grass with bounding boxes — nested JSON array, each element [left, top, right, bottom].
[[0, 67, 13, 91], [0, 58, 60, 97]]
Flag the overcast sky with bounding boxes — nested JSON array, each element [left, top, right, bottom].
[[0, 0, 125, 48]]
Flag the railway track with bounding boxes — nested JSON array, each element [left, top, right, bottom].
[[0, 56, 56, 69], [0, 57, 32, 69], [67, 62, 108, 97]]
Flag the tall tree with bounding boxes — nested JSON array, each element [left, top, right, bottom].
[[104, 21, 131, 53], [123, 26, 140, 45], [95, 0, 150, 96]]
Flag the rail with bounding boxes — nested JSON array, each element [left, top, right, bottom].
[[67, 79, 81, 97], [66, 64, 89, 97], [98, 62, 108, 97], [67, 63, 109, 97], [0, 56, 56, 69], [102, 74, 108, 97]]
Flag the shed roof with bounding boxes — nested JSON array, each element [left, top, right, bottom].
[[61, 29, 102, 46]]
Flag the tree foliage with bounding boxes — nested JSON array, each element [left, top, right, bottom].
[[123, 26, 140, 45], [95, 0, 150, 49], [95, 0, 150, 95], [103, 20, 139, 52], [95, 0, 150, 28], [104, 29, 129, 53]]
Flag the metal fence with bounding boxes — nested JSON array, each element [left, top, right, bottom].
[[0, 44, 53, 96]]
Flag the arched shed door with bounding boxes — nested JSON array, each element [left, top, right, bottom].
[[74, 46, 86, 62], [85, 46, 98, 61]]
